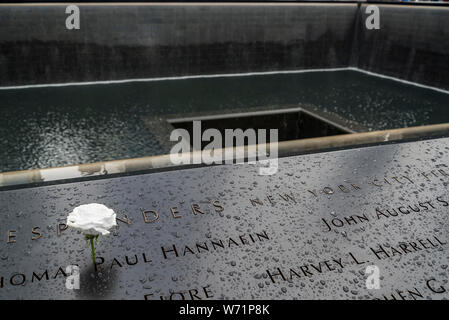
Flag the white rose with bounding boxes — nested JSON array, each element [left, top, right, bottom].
[[67, 203, 117, 236]]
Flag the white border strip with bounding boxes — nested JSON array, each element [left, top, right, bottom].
[[0, 67, 349, 90], [1, 67, 448, 95], [347, 67, 449, 95]]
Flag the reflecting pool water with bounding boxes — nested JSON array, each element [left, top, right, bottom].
[[1, 69, 448, 172]]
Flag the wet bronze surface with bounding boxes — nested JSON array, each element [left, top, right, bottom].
[[0, 137, 448, 299]]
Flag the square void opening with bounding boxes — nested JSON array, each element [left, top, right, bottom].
[[168, 108, 352, 149]]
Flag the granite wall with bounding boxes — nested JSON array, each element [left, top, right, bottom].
[[0, 3, 357, 85], [0, 3, 448, 89], [356, 4, 449, 90]]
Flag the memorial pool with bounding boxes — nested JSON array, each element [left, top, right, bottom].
[[1, 69, 449, 173]]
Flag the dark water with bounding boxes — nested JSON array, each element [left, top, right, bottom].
[[1, 70, 448, 173]]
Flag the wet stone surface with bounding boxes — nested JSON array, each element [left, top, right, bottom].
[[0, 138, 449, 299]]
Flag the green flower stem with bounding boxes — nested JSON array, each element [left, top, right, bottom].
[[90, 237, 96, 265]]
